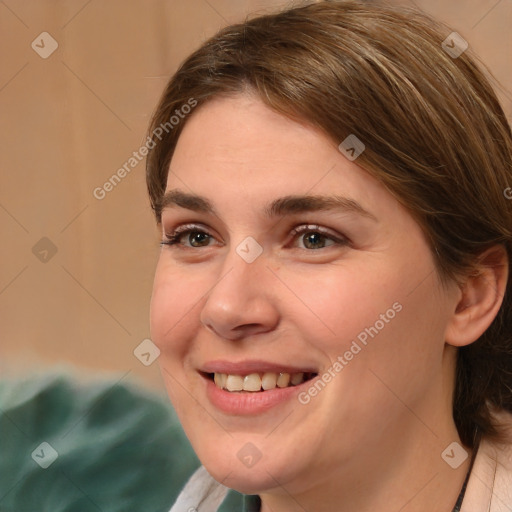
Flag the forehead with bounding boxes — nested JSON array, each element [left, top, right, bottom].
[[170, 93, 328, 172], [165, 93, 397, 223]]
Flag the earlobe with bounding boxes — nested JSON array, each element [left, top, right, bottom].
[[445, 245, 509, 347]]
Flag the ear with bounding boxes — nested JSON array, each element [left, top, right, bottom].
[[445, 245, 509, 347]]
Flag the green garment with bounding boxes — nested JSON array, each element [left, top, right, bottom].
[[0, 371, 249, 512], [242, 495, 261, 511]]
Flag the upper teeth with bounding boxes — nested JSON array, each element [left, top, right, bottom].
[[214, 372, 307, 392]]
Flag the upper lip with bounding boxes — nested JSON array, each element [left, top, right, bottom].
[[200, 359, 318, 375]]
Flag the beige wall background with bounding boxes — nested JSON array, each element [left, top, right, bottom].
[[1, 0, 511, 392]]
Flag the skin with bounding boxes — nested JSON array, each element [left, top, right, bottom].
[[150, 93, 508, 512]]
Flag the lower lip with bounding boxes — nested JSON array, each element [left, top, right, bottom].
[[204, 376, 311, 415]]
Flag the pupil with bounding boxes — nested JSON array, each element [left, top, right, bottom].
[[304, 232, 323, 249], [190, 232, 209, 247]]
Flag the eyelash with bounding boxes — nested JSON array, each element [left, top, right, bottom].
[[160, 223, 349, 250]]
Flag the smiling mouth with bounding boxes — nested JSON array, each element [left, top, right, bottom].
[[204, 371, 318, 392]]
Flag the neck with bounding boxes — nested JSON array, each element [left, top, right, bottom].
[[260, 416, 472, 512]]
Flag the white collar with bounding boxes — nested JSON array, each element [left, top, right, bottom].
[[461, 428, 512, 511], [168, 465, 229, 512]]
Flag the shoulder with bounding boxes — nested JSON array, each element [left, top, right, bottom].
[[462, 410, 512, 512]]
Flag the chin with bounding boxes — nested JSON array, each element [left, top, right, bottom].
[[203, 457, 281, 495], [195, 436, 304, 496]]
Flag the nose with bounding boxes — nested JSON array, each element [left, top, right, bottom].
[[199, 248, 280, 341]]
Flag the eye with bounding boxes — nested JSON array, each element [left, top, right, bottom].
[[289, 224, 348, 250], [161, 224, 216, 248], [161, 223, 349, 251]]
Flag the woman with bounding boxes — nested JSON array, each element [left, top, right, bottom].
[[145, 1, 512, 511]]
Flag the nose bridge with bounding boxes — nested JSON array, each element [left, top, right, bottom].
[[199, 239, 278, 339], [210, 238, 268, 302]]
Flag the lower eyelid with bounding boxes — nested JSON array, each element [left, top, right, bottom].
[[293, 238, 346, 250], [164, 240, 345, 253], [162, 224, 348, 249], [290, 227, 347, 244], [171, 230, 214, 246]]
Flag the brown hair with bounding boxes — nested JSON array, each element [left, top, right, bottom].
[[145, 0, 512, 448]]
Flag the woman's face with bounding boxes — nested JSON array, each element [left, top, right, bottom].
[[150, 93, 461, 496]]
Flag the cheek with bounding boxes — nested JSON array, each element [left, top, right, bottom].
[[285, 260, 445, 384], [333, 276, 448, 416], [149, 261, 203, 350], [279, 262, 399, 352], [149, 262, 204, 413]]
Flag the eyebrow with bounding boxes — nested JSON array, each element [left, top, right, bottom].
[[159, 189, 378, 222]]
